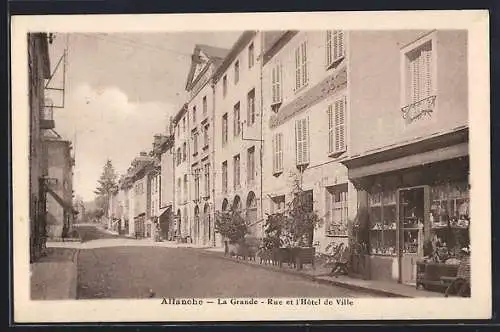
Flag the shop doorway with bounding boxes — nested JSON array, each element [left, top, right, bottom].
[[398, 186, 426, 285]]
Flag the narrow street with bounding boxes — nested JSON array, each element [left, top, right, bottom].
[[75, 226, 375, 299]]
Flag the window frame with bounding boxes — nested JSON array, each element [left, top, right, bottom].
[[326, 30, 345, 69], [325, 184, 349, 237], [248, 42, 255, 69], [233, 154, 241, 190], [271, 62, 283, 108], [272, 132, 283, 175], [247, 146, 255, 183], [222, 161, 228, 194], [222, 75, 228, 97], [233, 102, 241, 138], [222, 113, 228, 145], [294, 40, 309, 92], [247, 88, 256, 126], [234, 60, 240, 85]]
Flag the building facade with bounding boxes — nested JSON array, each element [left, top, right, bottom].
[[213, 31, 264, 242], [342, 30, 468, 285], [28, 32, 52, 262], [43, 134, 75, 239], [158, 133, 175, 240], [172, 44, 230, 245], [262, 31, 355, 252]]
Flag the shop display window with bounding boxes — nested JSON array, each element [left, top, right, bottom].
[[369, 190, 397, 256], [399, 187, 425, 254], [429, 181, 469, 259]]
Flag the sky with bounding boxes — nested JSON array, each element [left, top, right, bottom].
[[47, 32, 240, 201]]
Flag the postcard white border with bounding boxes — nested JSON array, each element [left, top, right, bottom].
[[11, 10, 491, 322]]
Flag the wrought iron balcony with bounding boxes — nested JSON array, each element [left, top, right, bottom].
[[401, 95, 437, 124]]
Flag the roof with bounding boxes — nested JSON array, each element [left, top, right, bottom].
[[196, 44, 230, 60], [213, 31, 257, 83], [184, 44, 230, 91]]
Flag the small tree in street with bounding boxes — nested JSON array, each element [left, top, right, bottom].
[[214, 209, 248, 244], [94, 159, 118, 218]]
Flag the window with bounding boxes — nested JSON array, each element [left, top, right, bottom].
[[204, 163, 210, 197], [234, 60, 240, 84], [203, 123, 209, 148], [233, 154, 240, 189], [326, 184, 348, 237], [233, 102, 240, 137], [192, 106, 197, 124], [402, 38, 435, 124], [248, 43, 255, 68], [247, 146, 255, 183], [295, 117, 310, 166], [327, 96, 347, 155], [202, 96, 207, 115], [271, 62, 282, 106], [182, 142, 187, 161], [183, 174, 188, 202], [223, 75, 227, 97], [182, 117, 186, 133], [194, 166, 200, 201], [295, 41, 309, 91], [222, 161, 228, 193], [247, 89, 256, 126], [369, 190, 397, 256], [326, 30, 345, 68], [222, 113, 228, 145], [176, 148, 181, 166], [193, 131, 199, 155], [271, 195, 285, 214], [177, 178, 181, 203], [177, 124, 180, 138], [272, 132, 283, 174]]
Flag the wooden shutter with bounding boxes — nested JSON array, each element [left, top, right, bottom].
[[423, 42, 432, 99], [302, 117, 309, 163], [278, 133, 283, 171], [271, 66, 276, 104], [272, 135, 277, 172], [328, 105, 334, 153], [334, 97, 346, 152], [295, 120, 303, 165], [302, 42, 308, 85], [277, 64, 282, 102], [295, 48, 301, 90], [326, 31, 332, 66]]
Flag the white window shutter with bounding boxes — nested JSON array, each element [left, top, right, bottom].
[[302, 42, 308, 85], [328, 105, 334, 153], [338, 31, 345, 59], [338, 97, 346, 151], [278, 133, 283, 171], [335, 100, 341, 152], [326, 31, 332, 66], [271, 67, 276, 103], [273, 135, 278, 172], [302, 118, 309, 163], [295, 120, 302, 165], [277, 64, 282, 102], [295, 48, 301, 90]]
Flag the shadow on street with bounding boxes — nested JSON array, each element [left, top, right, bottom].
[[74, 225, 126, 243]]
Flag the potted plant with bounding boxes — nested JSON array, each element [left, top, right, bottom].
[[281, 177, 323, 269], [215, 208, 248, 257], [260, 212, 286, 265]]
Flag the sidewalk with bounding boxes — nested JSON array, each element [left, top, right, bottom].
[[197, 248, 441, 298], [30, 247, 79, 300]]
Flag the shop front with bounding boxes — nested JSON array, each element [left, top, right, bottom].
[[343, 127, 470, 287]]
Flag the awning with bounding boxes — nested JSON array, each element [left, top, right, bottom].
[[348, 143, 468, 180], [342, 126, 469, 180], [46, 186, 79, 214]]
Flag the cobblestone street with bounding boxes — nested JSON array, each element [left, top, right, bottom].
[[77, 244, 376, 299]]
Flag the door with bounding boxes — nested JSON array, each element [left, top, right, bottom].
[[398, 187, 425, 285]]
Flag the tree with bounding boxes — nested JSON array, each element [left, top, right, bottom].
[[214, 209, 248, 244], [94, 159, 118, 218]]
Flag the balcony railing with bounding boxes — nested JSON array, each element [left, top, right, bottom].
[[401, 95, 437, 124]]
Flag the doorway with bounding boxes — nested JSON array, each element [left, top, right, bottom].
[[398, 186, 426, 285]]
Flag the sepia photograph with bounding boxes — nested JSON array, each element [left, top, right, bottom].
[[12, 11, 490, 322]]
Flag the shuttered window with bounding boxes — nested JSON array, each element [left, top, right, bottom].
[[233, 154, 240, 189], [222, 161, 228, 193], [233, 102, 240, 137], [273, 133, 283, 173], [327, 96, 347, 154], [271, 62, 282, 105], [295, 41, 308, 91], [295, 117, 310, 166], [326, 30, 345, 67], [247, 146, 255, 183], [247, 89, 256, 125], [407, 41, 432, 104]]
